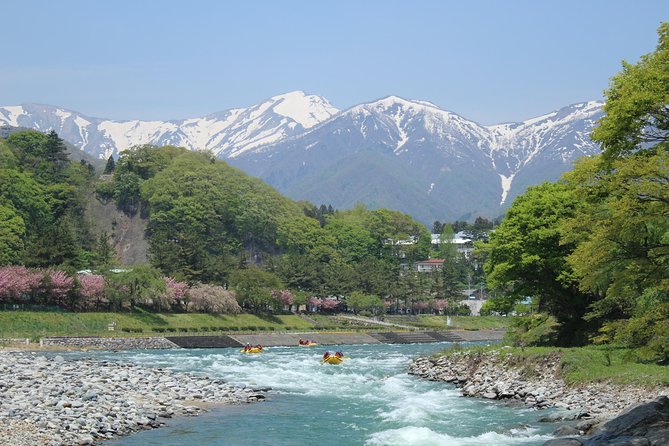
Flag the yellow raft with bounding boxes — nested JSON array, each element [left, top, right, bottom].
[[322, 355, 344, 364], [240, 347, 263, 354]]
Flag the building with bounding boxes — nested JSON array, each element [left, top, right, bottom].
[[414, 259, 445, 273], [431, 231, 474, 258]]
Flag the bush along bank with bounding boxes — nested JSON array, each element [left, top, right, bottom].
[[409, 347, 668, 425]]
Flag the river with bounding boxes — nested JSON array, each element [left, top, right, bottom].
[[95, 342, 556, 445]]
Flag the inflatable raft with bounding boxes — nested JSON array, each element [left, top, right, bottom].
[[240, 347, 263, 354], [299, 342, 318, 347], [322, 354, 344, 364]]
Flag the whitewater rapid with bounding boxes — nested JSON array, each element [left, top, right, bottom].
[[93, 342, 556, 446]]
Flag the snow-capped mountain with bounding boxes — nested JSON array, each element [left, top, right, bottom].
[[229, 96, 603, 223], [0, 91, 339, 159], [0, 93, 603, 223]]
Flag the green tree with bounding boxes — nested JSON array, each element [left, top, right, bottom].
[[106, 264, 165, 310], [481, 182, 593, 345], [230, 267, 283, 312], [103, 155, 116, 174], [0, 205, 25, 265], [592, 22, 669, 162]]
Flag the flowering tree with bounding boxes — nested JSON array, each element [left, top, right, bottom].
[[153, 277, 189, 312], [77, 274, 106, 310], [271, 289, 294, 312], [432, 299, 448, 314], [307, 296, 323, 312], [187, 284, 241, 314], [320, 298, 341, 312], [45, 270, 74, 307], [0, 266, 42, 303]]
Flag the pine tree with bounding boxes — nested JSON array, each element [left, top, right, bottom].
[[43, 130, 69, 180], [103, 155, 116, 174]]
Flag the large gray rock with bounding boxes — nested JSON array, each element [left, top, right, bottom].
[[542, 396, 669, 446], [584, 396, 669, 446]]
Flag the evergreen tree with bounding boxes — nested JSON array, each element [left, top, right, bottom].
[[42, 130, 69, 181], [103, 155, 116, 174]]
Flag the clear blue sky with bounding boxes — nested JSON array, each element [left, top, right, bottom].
[[2, 0, 667, 124]]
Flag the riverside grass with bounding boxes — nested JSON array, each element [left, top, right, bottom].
[[0, 311, 315, 339], [435, 344, 669, 387]]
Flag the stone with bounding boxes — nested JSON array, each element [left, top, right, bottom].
[[584, 396, 669, 446], [553, 425, 582, 437], [541, 439, 584, 446]]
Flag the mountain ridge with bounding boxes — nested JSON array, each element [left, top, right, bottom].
[[0, 93, 603, 223]]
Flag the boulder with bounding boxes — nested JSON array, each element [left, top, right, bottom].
[[583, 396, 669, 446]]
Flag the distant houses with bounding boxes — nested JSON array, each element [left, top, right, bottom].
[[431, 231, 474, 258], [414, 259, 445, 273]]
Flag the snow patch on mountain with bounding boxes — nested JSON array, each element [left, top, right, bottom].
[[1, 106, 26, 127], [271, 91, 338, 128], [499, 174, 515, 205]]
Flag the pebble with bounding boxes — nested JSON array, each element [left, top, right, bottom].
[[0, 351, 266, 445]]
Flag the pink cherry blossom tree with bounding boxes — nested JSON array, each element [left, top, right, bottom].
[[320, 298, 341, 312], [45, 270, 74, 307], [77, 274, 106, 310], [271, 289, 294, 311], [154, 277, 189, 312], [307, 296, 323, 312], [0, 266, 42, 303]]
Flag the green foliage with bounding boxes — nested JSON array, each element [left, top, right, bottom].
[[505, 313, 560, 347], [562, 151, 669, 322], [480, 295, 516, 316], [230, 267, 283, 311], [592, 22, 669, 162], [105, 265, 165, 310], [481, 181, 593, 345], [0, 130, 96, 269], [0, 205, 25, 265], [346, 291, 383, 314], [103, 155, 115, 174]]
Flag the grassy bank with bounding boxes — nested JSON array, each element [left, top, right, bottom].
[[0, 311, 316, 339], [384, 315, 512, 330], [436, 344, 669, 387]]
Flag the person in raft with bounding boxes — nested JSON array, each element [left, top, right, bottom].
[[323, 351, 330, 359], [299, 339, 305, 345], [244, 343, 252, 352], [335, 351, 343, 358], [255, 344, 263, 351]]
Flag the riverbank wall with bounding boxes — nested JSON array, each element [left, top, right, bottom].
[[32, 329, 505, 350]]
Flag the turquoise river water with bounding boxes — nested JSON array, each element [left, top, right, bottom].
[[91, 342, 558, 446]]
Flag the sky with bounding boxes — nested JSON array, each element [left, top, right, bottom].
[[1, 0, 667, 125]]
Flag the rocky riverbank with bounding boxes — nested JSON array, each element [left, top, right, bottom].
[[0, 351, 267, 445], [409, 348, 668, 425]]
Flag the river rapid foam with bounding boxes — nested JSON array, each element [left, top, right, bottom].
[[100, 342, 556, 446]]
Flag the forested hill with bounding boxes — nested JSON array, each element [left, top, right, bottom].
[[2, 131, 432, 297]]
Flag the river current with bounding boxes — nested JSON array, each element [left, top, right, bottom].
[[96, 342, 557, 445]]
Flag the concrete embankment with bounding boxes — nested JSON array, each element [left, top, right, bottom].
[[35, 329, 505, 350]]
